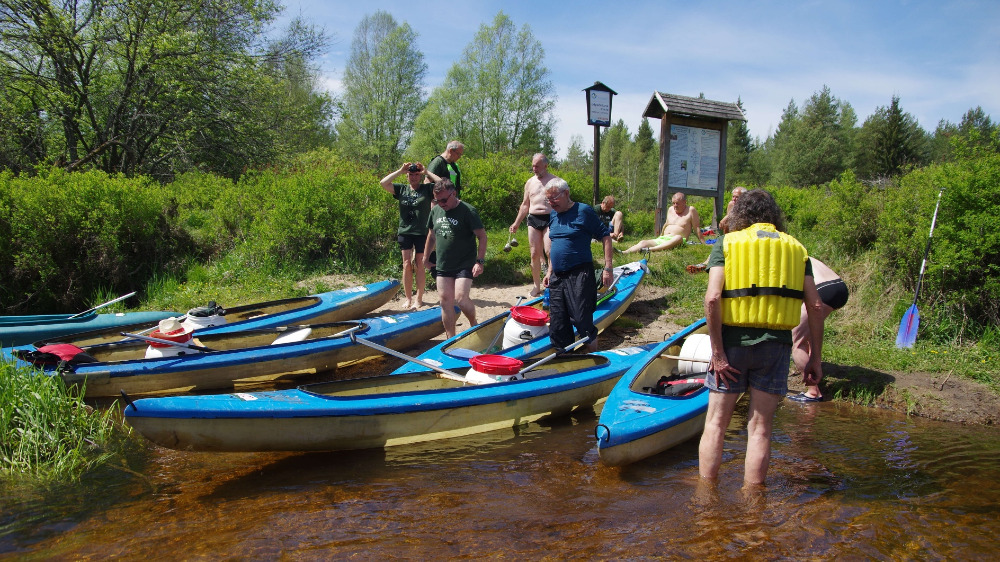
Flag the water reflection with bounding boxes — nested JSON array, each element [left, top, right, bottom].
[[3, 399, 1000, 558]]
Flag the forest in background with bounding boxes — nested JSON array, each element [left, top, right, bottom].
[[1, 1, 998, 344]]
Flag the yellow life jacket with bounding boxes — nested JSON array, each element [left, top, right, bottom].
[[721, 223, 807, 330]]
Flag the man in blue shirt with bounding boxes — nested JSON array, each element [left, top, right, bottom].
[[543, 179, 613, 352]]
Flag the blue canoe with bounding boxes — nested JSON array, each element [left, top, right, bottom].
[[392, 260, 648, 375], [25, 279, 401, 348], [594, 318, 710, 466], [5, 306, 444, 398], [123, 343, 658, 452]]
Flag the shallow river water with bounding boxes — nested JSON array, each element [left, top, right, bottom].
[[3, 389, 1000, 559]]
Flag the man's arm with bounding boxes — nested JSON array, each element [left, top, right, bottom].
[[424, 168, 442, 183], [509, 183, 531, 234], [801, 275, 824, 386], [423, 230, 436, 268], [704, 266, 738, 385], [472, 228, 488, 277]]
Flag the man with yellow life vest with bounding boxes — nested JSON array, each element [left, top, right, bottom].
[[698, 189, 824, 487]]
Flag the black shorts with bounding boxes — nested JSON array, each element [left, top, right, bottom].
[[816, 279, 849, 310], [435, 267, 474, 279], [527, 213, 550, 230], [397, 234, 426, 253]]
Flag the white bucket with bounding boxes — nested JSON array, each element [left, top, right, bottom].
[[144, 344, 200, 359], [678, 334, 712, 376], [465, 355, 525, 385], [501, 306, 550, 349], [182, 314, 226, 332]]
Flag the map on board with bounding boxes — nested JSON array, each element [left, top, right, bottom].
[[667, 124, 721, 191]]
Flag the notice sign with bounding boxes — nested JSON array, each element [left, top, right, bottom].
[[667, 124, 721, 191], [588, 90, 611, 126]]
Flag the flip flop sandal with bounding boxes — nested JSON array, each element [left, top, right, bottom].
[[787, 392, 823, 403]]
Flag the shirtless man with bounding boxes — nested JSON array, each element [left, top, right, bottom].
[[509, 153, 555, 296], [621, 192, 704, 254]]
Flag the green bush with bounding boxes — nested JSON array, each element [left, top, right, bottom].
[[0, 168, 183, 313]]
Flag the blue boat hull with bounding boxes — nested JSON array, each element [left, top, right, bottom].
[[124, 344, 658, 452], [393, 260, 648, 375], [24, 280, 400, 348], [595, 319, 710, 466], [4, 306, 443, 398]]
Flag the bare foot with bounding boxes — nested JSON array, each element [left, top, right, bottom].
[[403, 299, 413, 310], [529, 286, 542, 297]]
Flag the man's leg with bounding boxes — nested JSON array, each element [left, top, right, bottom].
[[437, 276, 458, 337], [744, 388, 782, 486], [454, 276, 477, 328], [527, 226, 546, 296], [611, 213, 624, 241], [414, 252, 425, 308], [698, 391, 740, 480], [401, 248, 414, 308]]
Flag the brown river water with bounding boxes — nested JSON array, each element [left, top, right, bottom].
[[3, 382, 1000, 559]]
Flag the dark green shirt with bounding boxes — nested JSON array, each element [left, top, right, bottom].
[[393, 182, 434, 237], [706, 233, 813, 347], [426, 200, 484, 272], [428, 155, 461, 194]]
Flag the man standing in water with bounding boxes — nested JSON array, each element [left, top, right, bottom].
[[424, 180, 487, 338], [509, 153, 556, 297], [698, 189, 824, 487]]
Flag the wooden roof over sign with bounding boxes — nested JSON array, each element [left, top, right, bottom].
[[642, 92, 746, 122]]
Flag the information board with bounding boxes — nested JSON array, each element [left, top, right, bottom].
[[667, 124, 721, 191]]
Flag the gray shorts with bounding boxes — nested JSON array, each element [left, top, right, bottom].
[[704, 341, 791, 395]]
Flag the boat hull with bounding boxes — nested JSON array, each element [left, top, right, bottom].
[[28, 280, 400, 348], [0, 311, 176, 348], [125, 345, 656, 452], [5, 307, 443, 398], [595, 319, 710, 466]]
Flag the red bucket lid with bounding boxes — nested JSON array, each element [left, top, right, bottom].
[[469, 354, 524, 375], [148, 329, 193, 348], [510, 306, 549, 327]]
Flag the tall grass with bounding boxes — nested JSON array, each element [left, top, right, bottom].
[[0, 360, 134, 482]]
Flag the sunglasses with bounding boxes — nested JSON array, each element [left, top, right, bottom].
[[434, 194, 453, 205]]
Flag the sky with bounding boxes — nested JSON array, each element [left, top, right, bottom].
[[277, 0, 1000, 159]]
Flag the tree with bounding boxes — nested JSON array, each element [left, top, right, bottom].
[[0, 0, 331, 179], [407, 11, 555, 159], [769, 86, 855, 187], [336, 11, 426, 169], [563, 134, 591, 174], [725, 98, 754, 188], [853, 95, 927, 180]]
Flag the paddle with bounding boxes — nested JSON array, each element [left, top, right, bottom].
[[896, 188, 944, 349], [120, 332, 217, 352], [349, 332, 466, 382], [69, 291, 137, 319]]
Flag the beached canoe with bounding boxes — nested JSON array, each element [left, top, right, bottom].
[[123, 343, 658, 452], [392, 260, 648, 375], [27, 279, 400, 348], [0, 309, 176, 348], [5, 307, 444, 398], [594, 318, 710, 466]]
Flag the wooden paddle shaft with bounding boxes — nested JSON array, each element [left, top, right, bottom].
[[661, 354, 709, 363]]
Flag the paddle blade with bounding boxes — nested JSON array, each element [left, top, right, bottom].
[[895, 304, 920, 348]]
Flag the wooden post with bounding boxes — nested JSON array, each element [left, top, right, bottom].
[[592, 125, 601, 206]]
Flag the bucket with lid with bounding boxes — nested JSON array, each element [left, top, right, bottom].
[[466, 354, 525, 385], [181, 301, 227, 331], [501, 306, 549, 349]]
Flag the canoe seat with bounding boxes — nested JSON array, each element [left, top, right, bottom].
[[522, 368, 558, 380], [271, 328, 312, 345]]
